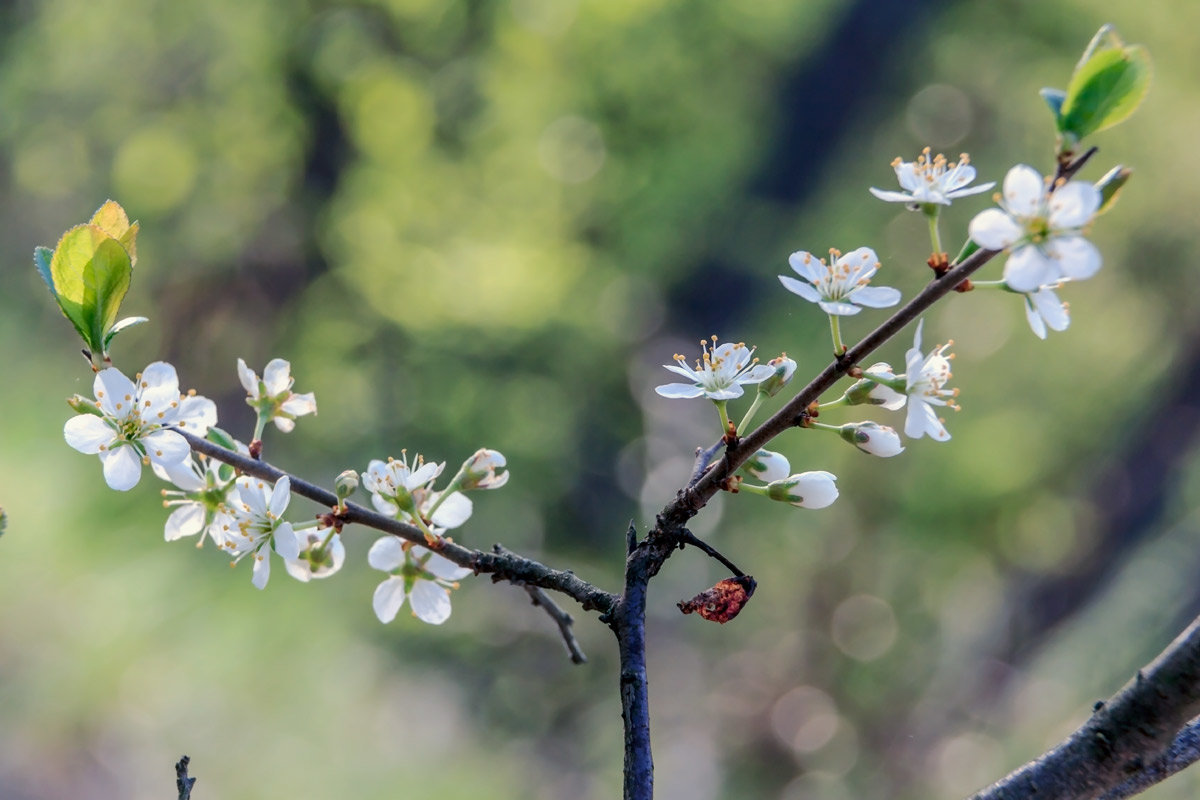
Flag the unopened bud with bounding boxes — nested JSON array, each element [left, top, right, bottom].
[[844, 362, 906, 410], [334, 470, 359, 502], [757, 355, 797, 398], [766, 471, 839, 509], [66, 395, 102, 416], [839, 421, 904, 457], [737, 449, 791, 483]]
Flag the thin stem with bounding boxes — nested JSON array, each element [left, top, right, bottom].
[[828, 313, 845, 355], [926, 207, 943, 255], [713, 399, 731, 435], [736, 394, 765, 437]]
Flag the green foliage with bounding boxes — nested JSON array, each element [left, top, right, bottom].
[[1048, 25, 1152, 149], [38, 201, 140, 368], [1095, 165, 1133, 215]]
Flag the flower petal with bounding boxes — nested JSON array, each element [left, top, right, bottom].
[[268, 476, 292, 517], [849, 285, 901, 308], [1047, 236, 1101, 281], [94, 368, 137, 418], [251, 552, 271, 589], [64, 415, 115, 454], [272, 523, 300, 561], [100, 445, 143, 491], [410, 580, 453, 625], [788, 251, 825, 284], [1002, 164, 1045, 217], [1033, 287, 1070, 332], [373, 577, 408, 623], [1004, 244, 1057, 293], [165, 503, 206, 541], [423, 550, 472, 581], [262, 359, 293, 397], [236, 358, 259, 397], [368, 536, 406, 571], [430, 491, 473, 529], [175, 395, 217, 434], [1024, 295, 1048, 339], [655, 383, 706, 399], [779, 275, 822, 304], [818, 300, 862, 316], [142, 429, 190, 467], [868, 188, 915, 203], [967, 209, 1024, 250], [1048, 181, 1101, 228], [280, 392, 317, 417]]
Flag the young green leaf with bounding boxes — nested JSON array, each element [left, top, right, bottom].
[[48, 224, 133, 361], [89, 200, 139, 266], [103, 315, 149, 350], [1058, 28, 1151, 146], [34, 246, 55, 293]]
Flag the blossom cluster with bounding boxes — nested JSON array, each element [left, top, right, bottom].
[[63, 356, 507, 626]]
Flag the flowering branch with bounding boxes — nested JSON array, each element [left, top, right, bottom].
[[177, 430, 618, 616], [969, 614, 1200, 800]]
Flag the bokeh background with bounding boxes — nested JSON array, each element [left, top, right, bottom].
[[0, 0, 1197, 798]]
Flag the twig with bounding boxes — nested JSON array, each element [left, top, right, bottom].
[[177, 431, 619, 617], [175, 756, 195, 800], [678, 528, 746, 577], [967, 614, 1200, 800], [525, 584, 588, 665], [1099, 716, 1200, 800]]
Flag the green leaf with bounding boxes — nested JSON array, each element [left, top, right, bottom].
[[34, 246, 55, 294], [48, 224, 134, 357], [103, 315, 149, 350], [89, 200, 139, 267], [1059, 34, 1152, 144]]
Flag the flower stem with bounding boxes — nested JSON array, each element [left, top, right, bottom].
[[252, 412, 268, 444], [925, 207, 943, 256], [714, 400, 731, 435], [828, 314, 846, 356], [818, 395, 849, 410], [736, 395, 765, 437]]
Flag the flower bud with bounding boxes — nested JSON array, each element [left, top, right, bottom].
[[334, 470, 359, 501], [839, 421, 904, 457], [757, 355, 797, 398], [460, 448, 509, 490], [66, 394, 102, 416], [844, 363, 905, 410], [766, 471, 839, 509], [738, 449, 791, 483]]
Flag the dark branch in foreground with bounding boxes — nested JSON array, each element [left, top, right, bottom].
[[969, 615, 1200, 800], [1100, 716, 1200, 800], [177, 431, 619, 622], [523, 584, 588, 665], [175, 755, 195, 800]]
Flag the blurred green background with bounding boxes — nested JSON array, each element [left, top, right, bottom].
[[1, 0, 1197, 798]]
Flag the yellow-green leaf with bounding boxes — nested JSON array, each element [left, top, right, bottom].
[[49, 224, 133, 356], [89, 200, 139, 267]]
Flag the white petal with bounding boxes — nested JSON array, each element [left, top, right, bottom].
[[175, 395, 217, 434], [100, 445, 143, 491], [268, 476, 291, 516], [779, 275, 823, 303], [430, 492, 473, 529], [153, 457, 205, 490], [1024, 295, 1048, 339], [368, 536, 406, 571], [655, 383, 706, 399], [1003, 245, 1057, 293], [704, 385, 745, 401], [792, 471, 839, 509], [236, 358, 259, 397], [283, 557, 313, 583], [280, 392, 317, 417], [251, 552, 271, 589], [165, 503, 206, 541], [967, 209, 1023, 250], [272, 523, 300, 560], [410, 580, 453, 625], [868, 188, 915, 203], [94, 368, 137, 418], [373, 577, 407, 623], [894, 162, 921, 192], [736, 364, 777, 385], [1002, 164, 1045, 217], [64, 415, 115, 454], [945, 182, 994, 199], [1047, 236, 1101, 281], [272, 416, 297, 433], [1048, 181, 1101, 229], [371, 494, 400, 515], [817, 300, 862, 316], [138, 362, 182, 415], [142, 429, 190, 467], [424, 551, 472, 581], [262, 358, 293, 397], [850, 285, 901, 308], [1032, 288, 1070, 332], [944, 163, 976, 190], [788, 251, 825, 284], [905, 400, 950, 441]]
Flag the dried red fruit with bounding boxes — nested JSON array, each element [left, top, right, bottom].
[[678, 575, 756, 624]]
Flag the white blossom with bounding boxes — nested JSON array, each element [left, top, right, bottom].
[[285, 528, 346, 582], [363, 453, 473, 530], [218, 476, 300, 590], [903, 320, 957, 442], [1023, 285, 1070, 340], [237, 358, 317, 433], [655, 338, 775, 401], [460, 449, 510, 490], [779, 247, 901, 316], [64, 362, 216, 491], [368, 536, 472, 625], [869, 148, 994, 206], [154, 454, 237, 545], [968, 164, 1101, 292]]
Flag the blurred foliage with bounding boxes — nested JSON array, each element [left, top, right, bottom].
[[2, 1, 1199, 799]]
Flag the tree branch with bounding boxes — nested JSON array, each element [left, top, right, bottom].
[[178, 431, 619, 617], [1100, 716, 1200, 800], [968, 614, 1200, 800], [175, 755, 195, 800]]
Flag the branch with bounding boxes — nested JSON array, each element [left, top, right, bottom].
[[968, 614, 1200, 800], [524, 584, 588, 665], [178, 431, 619, 617], [1100, 716, 1200, 800], [175, 755, 195, 800]]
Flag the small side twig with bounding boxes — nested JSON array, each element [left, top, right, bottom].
[[525, 585, 588, 665], [678, 528, 745, 577], [175, 755, 195, 800]]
